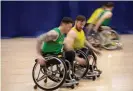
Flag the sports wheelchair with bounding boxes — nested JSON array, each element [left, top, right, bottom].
[[32, 52, 80, 91], [86, 27, 123, 50], [74, 48, 102, 81]]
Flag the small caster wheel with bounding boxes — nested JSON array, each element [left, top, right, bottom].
[[75, 77, 80, 81], [71, 85, 75, 89], [97, 70, 102, 74], [76, 83, 79, 86], [97, 75, 100, 78], [34, 85, 37, 89], [92, 76, 96, 81]]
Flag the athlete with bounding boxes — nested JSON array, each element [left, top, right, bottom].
[[36, 17, 74, 66], [36, 17, 85, 67], [64, 15, 101, 64], [85, 2, 114, 37]]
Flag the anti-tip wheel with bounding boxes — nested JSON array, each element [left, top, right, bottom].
[[34, 85, 37, 89], [92, 76, 96, 81], [97, 75, 100, 78], [71, 85, 75, 89], [76, 83, 79, 86]]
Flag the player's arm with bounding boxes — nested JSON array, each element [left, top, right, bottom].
[[64, 30, 86, 64], [64, 30, 76, 51], [85, 40, 101, 55], [94, 12, 112, 31], [36, 30, 58, 56], [87, 9, 99, 24]]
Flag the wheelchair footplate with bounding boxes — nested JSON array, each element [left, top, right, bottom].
[[84, 70, 102, 81], [61, 79, 79, 89]]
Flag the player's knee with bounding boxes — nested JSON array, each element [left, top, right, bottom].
[[65, 50, 76, 61]]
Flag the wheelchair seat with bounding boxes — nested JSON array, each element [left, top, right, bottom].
[[41, 52, 63, 66]]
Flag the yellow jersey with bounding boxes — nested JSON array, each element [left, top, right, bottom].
[[72, 27, 85, 49], [87, 8, 104, 25]]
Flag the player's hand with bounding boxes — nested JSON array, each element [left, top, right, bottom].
[[37, 55, 46, 66]]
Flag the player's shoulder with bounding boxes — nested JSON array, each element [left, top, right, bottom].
[[96, 8, 102, 10], [48, 30, 58, 35], [67, 29, 77, 38], [95, 8, 103, 12]]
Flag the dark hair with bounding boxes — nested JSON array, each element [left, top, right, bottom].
[[61, 17, 73, 24], [76, 15, 86, 22], [103, 2, 114, 8]]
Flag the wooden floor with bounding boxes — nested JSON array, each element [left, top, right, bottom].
[[1, 35, 133, 91]]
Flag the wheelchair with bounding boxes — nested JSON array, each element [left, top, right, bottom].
[[74, 49, 89, 79], [32, 52, 79, 91], [86, 27, 123, 50], [74, 48, 102, 81]]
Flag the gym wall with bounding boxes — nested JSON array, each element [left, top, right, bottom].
[[1, 1, 133, 38]]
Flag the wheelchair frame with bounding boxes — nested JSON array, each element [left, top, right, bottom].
[[32, 52, 80, 90], [87, 29, 122, 50]]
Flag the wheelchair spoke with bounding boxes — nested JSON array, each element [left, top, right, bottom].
[[36, 67, 48, 82], [36, 74, 47, 82], [36, 68, 41, 81], [57, 65, 62, 73], [52, 70, 59, 75], [50, 65, 53, 71], [40, 67, 45, 74]]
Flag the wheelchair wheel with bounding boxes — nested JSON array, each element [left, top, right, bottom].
[[32, 56, 67, 91], [87, 33, 102, 50], [101, 30, 122, 50], [87, 34, 101, 46], [102, 42, 118, 50], [45, 58, 66, 82], [110, 30, 120, 41], [74, 50, 89, 79]]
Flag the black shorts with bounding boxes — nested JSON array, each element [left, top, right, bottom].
[[79, 48, 97, 61]]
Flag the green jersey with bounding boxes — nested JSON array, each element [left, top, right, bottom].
[[42, 28, 65, 54], [99, 10, 111, 26]]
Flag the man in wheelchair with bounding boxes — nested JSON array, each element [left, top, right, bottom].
[[64, 15, 102, 78], [35, 17, 87, 90], [36, 17, 73, 66], [85, 2, 114, 36], [85, 2, 122, 49]]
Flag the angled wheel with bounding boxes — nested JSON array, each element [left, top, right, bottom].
[[32, 57, 67, 91], [100, 30, 121, 50], [74, 50, 89, 79]]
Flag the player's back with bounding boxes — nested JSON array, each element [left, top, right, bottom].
[[87, 8, 104, 25]]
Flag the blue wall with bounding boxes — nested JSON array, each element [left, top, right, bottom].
[[1, 1, 133, 38]]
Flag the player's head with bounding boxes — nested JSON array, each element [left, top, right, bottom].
[[60, 17, 73, 33], [103, 2, 114, 11], [75, 15, 86, 30]]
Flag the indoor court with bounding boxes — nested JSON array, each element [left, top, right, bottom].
[[1, 35, 133, 91], [1, 1, 133, 91]]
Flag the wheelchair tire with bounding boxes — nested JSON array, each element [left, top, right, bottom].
[[32, 57, 67, 91], [110, 30, 120, 41], [101, 30, 121, 50], [74, 50, 89, 79]]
